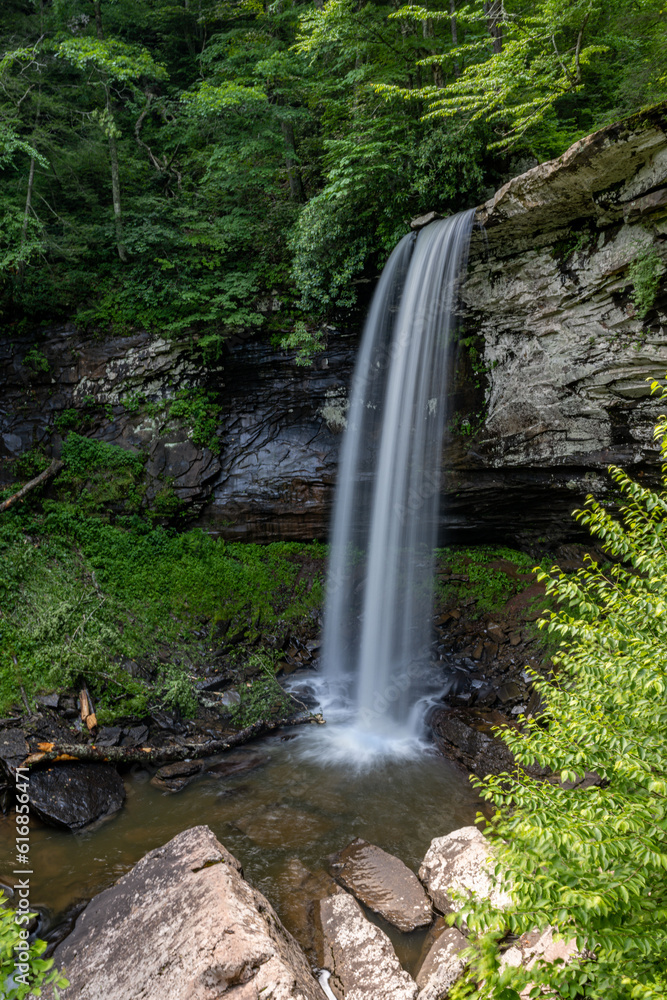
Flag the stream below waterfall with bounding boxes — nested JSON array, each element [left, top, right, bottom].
[[0, 723, 481, 975]]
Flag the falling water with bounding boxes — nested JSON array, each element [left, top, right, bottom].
[[316, 211, 475, 756]]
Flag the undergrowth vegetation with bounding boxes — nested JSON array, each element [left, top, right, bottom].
[[0, 438, 324, 722], [436, 545, 545, 617]]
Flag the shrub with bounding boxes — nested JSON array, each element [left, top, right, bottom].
[[454, 411, 667, 999], [0, 894, 68, 999]]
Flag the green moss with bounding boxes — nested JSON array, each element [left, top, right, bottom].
[[54, 433, 146, 520], [0, 496, 325, 719], [435, 544, 546, 618], [629, 243, 662, 319]]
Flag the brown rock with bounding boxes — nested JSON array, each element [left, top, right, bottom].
[[330, 838, 433, 932], [497, 681, 522, 703], [416, 925, 468, 1000], [318, 893, 418, 1000], [151, 759, 202, 794], [204, 750, 267, 779], [410, 211, 442, 230], [51, 826, 325, 1000], [419, 826, 510, 916]]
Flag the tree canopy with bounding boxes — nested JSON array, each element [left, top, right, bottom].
[[0, 0, 664, 347]]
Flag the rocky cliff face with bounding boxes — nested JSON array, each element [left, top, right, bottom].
[[451, 104, 667, 542], [1, 106, 665, 543], [0, 326, 355, 539]]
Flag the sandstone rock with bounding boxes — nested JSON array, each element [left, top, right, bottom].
[[416, 925, 468, 1000], [318, 892, 418, 1000], [499, 926, 577, 998], [419, 826, 509, 916], [411, 211, 442, 230], [29, 763, 125, 830], [204, 749, 267, 779], [51, 825, 326, 1000], [330, 838, 433, 932]]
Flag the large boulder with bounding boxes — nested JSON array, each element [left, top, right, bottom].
[[317, 892, 418, 1000], [419, 826, 509, 916], [51, 825, 326, 1000], [330, 838, 433, 932], [29, 762, 125, 830], [415, 924, 468, 1000]]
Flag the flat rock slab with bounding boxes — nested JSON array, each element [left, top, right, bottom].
[[416, 925, 468, 1000], [151, 759, 203, 793], [318, 893, 418, 1000], [29, 763, 125, 830], [51, 825, 326, 1000], [331, 839, 432, 932], [419, 826, 509, 916]]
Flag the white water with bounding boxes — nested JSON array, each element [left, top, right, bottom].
[[307, 212, 475, 761]]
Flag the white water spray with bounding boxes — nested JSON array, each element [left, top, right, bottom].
[[311, 212, 474, 758]]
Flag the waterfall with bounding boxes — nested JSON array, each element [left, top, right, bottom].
[[320, 211, 475, 751]]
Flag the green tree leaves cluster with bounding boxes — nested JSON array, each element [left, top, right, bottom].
[[454, 404, 667, 999], [0, 0, 664, 339]]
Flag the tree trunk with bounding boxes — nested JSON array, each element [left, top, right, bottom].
[[23, 712, 324, 768], [18, 155, 37, 279], [280, 119, 305, 202], [108, 119, 128, 262], [484, 0, 503, 54], [422, 19, 444, 88], [0, 459, 63, 513], [450, 0, 460, 77], [93, 0, 128, 262]]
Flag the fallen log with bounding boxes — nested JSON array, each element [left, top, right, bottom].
[[0, 458, 63, 513], [23, 712, 325, 768]]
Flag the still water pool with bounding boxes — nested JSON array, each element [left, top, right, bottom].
[[0, 724, 481, 973]]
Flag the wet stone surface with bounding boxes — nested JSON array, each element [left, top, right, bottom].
[[318, 892, 418, 1000], [29, 762, 125, 830], [330, 838, 433, 933]]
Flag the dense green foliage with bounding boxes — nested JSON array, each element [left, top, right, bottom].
[[0, 439, 324, 720], [1, 0, 664, 343], [453, 416, 667, 998]]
